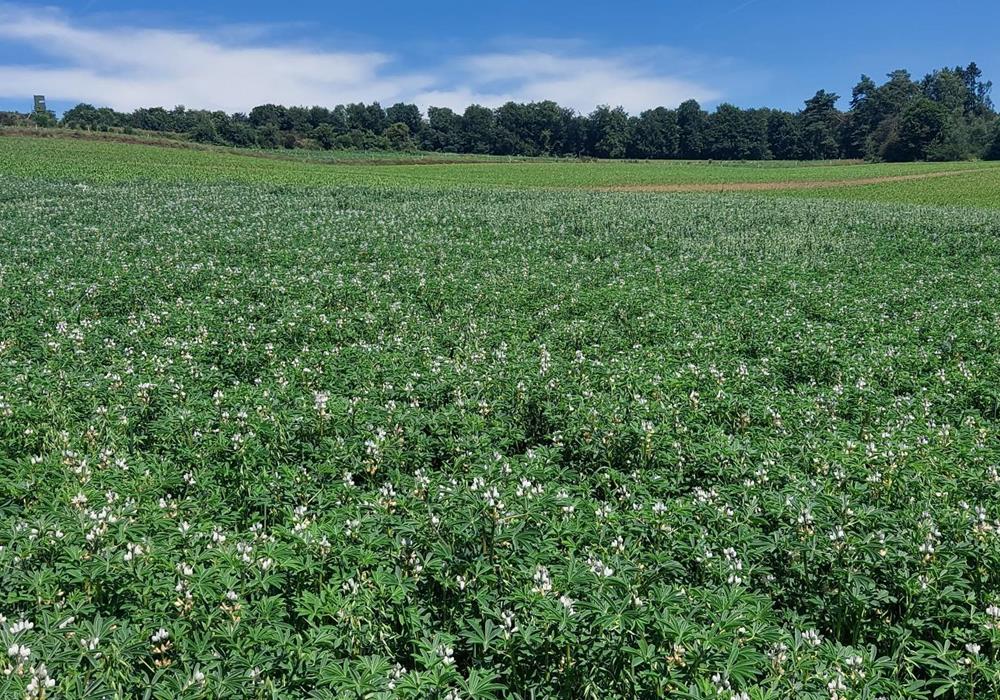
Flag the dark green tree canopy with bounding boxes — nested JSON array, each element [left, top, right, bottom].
[[58, 60, 995, 161]]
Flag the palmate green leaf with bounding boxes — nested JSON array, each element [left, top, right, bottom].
[[461, 618, 502, 656], [723, 644, 768, 685], [622, 637, 656, 667], [390, 669, 432, 698], [459, 667, 506, 699]]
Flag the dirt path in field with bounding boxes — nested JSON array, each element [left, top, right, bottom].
[[598, 167, 993, 193]]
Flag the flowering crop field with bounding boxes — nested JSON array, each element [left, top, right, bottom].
[[1, 137, 1000, 699]]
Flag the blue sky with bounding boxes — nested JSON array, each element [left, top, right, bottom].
[[1, 1, 997, 116]]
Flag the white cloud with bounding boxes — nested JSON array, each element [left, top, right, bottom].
[[412, 52, 719, 113], [0, 5, 432, 111], [448, 51, 720, 112], [0, 5, 721, 114], [409, 88, 514, 112]]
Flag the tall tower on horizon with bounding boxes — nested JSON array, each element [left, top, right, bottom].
[[33, 95, 47, 113]]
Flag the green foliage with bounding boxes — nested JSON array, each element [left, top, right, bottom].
[[1, 138, 999, 698], [7, 123, 1000, 242], [461, 106, 496, 154], [850, 65, 995, 161], [3, 135, 999, 197], [628, 107, 679, 159], [704, 104, 770, 160], [778, 165, 1000, 208], [881, 98, 949, 161], [765, 110, 804, 160], [985, 119, 1000, 160], [312, 123, 338, 150], [188, 118, 221, 144], [677, 99, 707, 159], [48, 60, 995, 162], [800, 90, 842, 159], [28, 111, 57, 128], [588, 105, 630, 159], [384, 122, 415, 152]]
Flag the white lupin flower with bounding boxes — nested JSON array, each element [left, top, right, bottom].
[[9, 619, 34, 635], [124, 542, 145, 561], [387, 663, 406, 689], [500, 610, 518, 638], [539, 344, 551, 375], [24, 664, 55, 699], [827, 675, 847, 696], [587, 555, 614, 577], [8, 643, 30, 662], [437, 645, 455, 665], [532, 565, 552, 595], [802, 629, 823, 646]]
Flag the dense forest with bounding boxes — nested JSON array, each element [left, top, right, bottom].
[[7, 62, 999, 161]]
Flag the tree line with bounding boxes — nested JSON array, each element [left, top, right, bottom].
[[11, 62, 1000, 161]]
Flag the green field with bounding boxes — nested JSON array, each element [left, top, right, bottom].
[[373, 159, 998, 190], [779, 167, 1000, 208], [0, 126, 563, 165], [1, 136, 1000, 698], [4, 135, 1000, 199]]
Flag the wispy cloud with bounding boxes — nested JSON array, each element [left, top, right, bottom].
[[0, 5, 432, 111], [419, 51, 720, 113], [0, 4, 721, 114]]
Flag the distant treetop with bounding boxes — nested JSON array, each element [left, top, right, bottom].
[[56, 63, 998, 161]]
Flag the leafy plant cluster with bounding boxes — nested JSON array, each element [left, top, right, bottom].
[[1, 156, 1000, 698]]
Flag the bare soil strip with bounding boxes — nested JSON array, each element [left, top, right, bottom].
[[598, 168, 992, 193]]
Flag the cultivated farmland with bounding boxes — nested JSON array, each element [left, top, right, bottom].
[[1, 136, 999, 698]]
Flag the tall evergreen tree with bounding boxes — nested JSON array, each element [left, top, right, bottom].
[[800, 90, 842, 159]]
